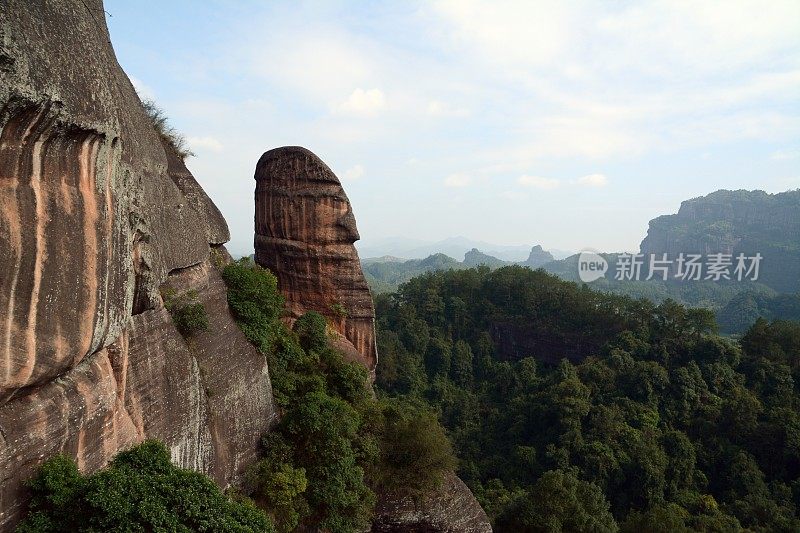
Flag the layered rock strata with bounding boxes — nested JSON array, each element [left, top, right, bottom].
[[254, 146, 377, 374], [0, 1, 275, 528]]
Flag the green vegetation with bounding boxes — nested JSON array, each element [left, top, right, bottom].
[[363, 253, 466, 293], [141, 98, 194, 160], [375, 265, 800, 531], [222, 258, 456, 532], [718, 291, 800, 334], [163, 288, 209, 338], [16, 440, 274, 533]]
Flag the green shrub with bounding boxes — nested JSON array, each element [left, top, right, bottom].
[[330, 302, 348, 319], [163, 288, 209, 337], [17, 440, 274, 532], [247, 434, 309, 533], [373, 399, 457, 497], [293, 311, 328, 353], [222, 258, 285, 351]]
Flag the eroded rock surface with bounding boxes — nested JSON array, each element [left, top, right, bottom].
[[254, 146, 377, 373], [0, 1, 272, 528], [371, 473, 493, 533]]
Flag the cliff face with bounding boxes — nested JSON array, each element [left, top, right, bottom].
[[639, 189, 800, 293], [371, 473, 492, 533], [0, 1, 275, 528], [254, 147, 378, 374]]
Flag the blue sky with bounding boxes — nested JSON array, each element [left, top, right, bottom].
[[105, 0, 800, 257]]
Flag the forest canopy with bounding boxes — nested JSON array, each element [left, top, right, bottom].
[[375, 265, 800, 532]]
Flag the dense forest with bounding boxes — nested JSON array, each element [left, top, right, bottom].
[[375, 265, 800, 532]]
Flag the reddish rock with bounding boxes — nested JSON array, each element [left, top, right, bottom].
[[254, 146, 377, 374], [0, 1, 271, 529]]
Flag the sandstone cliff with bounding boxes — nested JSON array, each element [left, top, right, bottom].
[[254, 147, 378, 374], [639, 189, 800, 293], [0, 3, 490, 531], [0, 1, 275, 528]]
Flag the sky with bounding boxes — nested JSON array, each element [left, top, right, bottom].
[[105, 0, 800, 257]]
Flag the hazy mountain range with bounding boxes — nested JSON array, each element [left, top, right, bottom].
[[362, 190, 800, 334], [356, 235, 573, 262]]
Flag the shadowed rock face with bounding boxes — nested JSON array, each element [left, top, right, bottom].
[[0, 1, 273, 528], [254, 146, 377, 374]]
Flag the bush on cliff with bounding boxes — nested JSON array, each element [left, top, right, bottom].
[[373, 399, 457, 497], [16, 440, 274, 533], [222, 259, 457, 532], [222, 257, 285, 352], [163, 288, 209, 338], [141, 98, 194, 160]]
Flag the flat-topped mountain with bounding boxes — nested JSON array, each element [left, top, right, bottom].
[[640, 189, 800, 293]]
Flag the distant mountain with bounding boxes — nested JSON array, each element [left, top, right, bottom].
[[463, 248, 509, 268], [364, 245, 565, 293], [520, 245, 554, 268], [639, 189, 799, 293], [363, 189, 800, 333], [357, 236, 543, 262], [535, 189, 800, 333], [362, 253, 467, 293], [361, 255, 407, 265]]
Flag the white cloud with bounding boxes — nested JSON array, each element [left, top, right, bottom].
[[187, 136, 223, 152], [499, 190, 528, 201], [427, 100, 470, 117], [334, 88, 386, 116], [430, 0, 575, 69], [342, 164, 365, 181], [518, 175, 560, 190], [771, 148, 800, 160], [576, 174, 608, 187], [444, 173, 471, 187], [250, 32, 374, 102]]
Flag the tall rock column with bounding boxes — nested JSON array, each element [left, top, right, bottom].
[[254, 146, 377, 374]]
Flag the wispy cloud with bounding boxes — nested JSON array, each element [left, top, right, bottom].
[[334, 88, 386, 116], [576, 174, 608, 188], [771, 148, 800, 160], [427, 100, 470, 117], [518, 175, 560, 190], [342, 164, 365, 181], [187, 136, 223, 152], [113, 0, 800, 255], [444, 173, 472, 188]]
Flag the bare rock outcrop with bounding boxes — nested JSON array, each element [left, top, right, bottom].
[[254, 146, 377, 373], [639, 189, 800, 293], [521, 244, 554, 268], [371, 473, 493, 533], [0, 1, 273, 528]]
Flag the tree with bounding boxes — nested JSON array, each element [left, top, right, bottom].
[[374, 400, 457, 497], [293, 311, 327, 353], [17, 441, 274, 532], [495, 469, 618, 533]]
